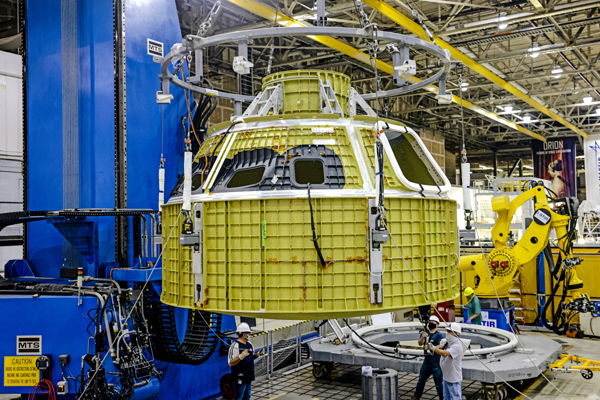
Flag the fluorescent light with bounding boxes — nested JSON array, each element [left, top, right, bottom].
[[461, 87, 469, 92], [529, 41, 540, 58], [584, 93, 594, 104], [596, 108, 600, 115], [460, 82, 469, 87], [504, 105, 513, 113], [497, 169, 503, 172], [523, 115, 531, 123], [576, 155, 585, 159], [551, 63, 563, 79], [524, 166, 534, 170], [479, 165, 491, 170], [497, 12, 508, 29]]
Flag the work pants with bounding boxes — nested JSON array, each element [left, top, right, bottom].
[[234, 381, 252, 400], [414, 362, 443, 399], [442, 379, 462, 400]]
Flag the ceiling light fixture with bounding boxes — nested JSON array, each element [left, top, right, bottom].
[[529, 41, 540, 58], [583, 92, 594, 104], [551, 62, 563, 79], [497, 12, 508, 29], [596, 108, 600, 115], [504, 105, 513, 113], [523, 115, 531, 123]]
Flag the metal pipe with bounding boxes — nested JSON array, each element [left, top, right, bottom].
[[65, 288, 116, 356]]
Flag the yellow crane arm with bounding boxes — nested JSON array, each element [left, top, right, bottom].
[[459, 186, 569, 298]]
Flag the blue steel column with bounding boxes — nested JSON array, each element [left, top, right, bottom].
[[26, 0, 116, 276]]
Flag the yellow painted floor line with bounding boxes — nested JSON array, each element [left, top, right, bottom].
[[514, 370, 551, 400]]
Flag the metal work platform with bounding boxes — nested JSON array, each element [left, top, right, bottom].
[[310, 330, 562, 384]]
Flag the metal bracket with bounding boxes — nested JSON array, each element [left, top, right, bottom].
[[316, 0, 327, 26], [347, 87, 377, 117], [388, 43, 410, 87], [319, 79, 344, 116], [242, 84, 283, 117], [193, 203, 204, 304], [368, 198, 387, 304], [328, 319, 347, 342]]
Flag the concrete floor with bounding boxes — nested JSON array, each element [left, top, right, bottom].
[[516, 331, 600, 400]]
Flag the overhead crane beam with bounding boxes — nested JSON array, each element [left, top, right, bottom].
[[224, 0, 545, 141], [361, 0, 587, 139]]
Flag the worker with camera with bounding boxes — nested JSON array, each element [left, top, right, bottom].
[[228, 322, 265, 400], [411, 315, 444, 400]]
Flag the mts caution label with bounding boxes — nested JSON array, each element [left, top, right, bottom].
[[4, 356, 39, 386]]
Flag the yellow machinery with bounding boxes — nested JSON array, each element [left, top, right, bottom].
[[160, 70, 460, 319], [459, 184, 594, 334], [550, 354, 600, 380]]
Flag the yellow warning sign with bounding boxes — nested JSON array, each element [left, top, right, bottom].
[[4, 356, 39, 386]]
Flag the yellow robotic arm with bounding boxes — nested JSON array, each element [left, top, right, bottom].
[[460, 185, 569, 298], [459, 184, 592, 334]]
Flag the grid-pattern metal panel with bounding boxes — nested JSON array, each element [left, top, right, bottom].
[[161, 196, 459, 319], [160, 203, 195, 308]]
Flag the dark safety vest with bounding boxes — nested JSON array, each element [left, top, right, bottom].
[[231, 341, 255, 385]]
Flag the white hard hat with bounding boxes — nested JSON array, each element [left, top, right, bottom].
[[448, 322, 461, 336], [236, 322, 252, 333], [429, 315, 440, 324]]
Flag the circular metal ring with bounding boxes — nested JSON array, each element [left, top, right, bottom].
[[350, 322, 518, 358], [159, 26, 451, 103]]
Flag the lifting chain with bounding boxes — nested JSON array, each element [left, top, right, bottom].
[[197, 0, 221, 37], [456, 62, 467, 164]]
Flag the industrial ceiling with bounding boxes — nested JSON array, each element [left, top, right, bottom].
[[174, 0, 600, 173]]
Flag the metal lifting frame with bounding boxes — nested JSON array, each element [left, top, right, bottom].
[[319, 79, 344, 117], [221, 0, 546, 142], [348, 87, 377, 117], [242, 84, 284, 117]]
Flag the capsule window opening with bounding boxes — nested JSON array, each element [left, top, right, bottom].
[[385, 130, 440, 187], [227, 166, 266, 188], [293, 160, 325, 185]]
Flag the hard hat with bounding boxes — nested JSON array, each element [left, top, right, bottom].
[[429, 315, 440, 324], [448, 322, 461, 336], [464, 287, 474, 296], [236, 322, 251, 333]]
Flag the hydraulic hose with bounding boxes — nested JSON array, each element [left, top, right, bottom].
[[541, 268, 569, 335]]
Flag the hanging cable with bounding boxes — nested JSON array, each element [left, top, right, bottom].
[[457, 63, 473, 230], [77, 212, 183, 400], [307, 183, 328, 268]]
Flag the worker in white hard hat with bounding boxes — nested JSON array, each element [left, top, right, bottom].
[[429, 322, 464, 400], [228, 322, 264, 400], [411, 315, 444, 400]]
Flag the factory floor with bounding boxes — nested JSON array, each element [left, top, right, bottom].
[[246, 330, 600, 400]]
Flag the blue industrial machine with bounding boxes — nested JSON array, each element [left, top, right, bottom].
[[0, 0, 235, 398]]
